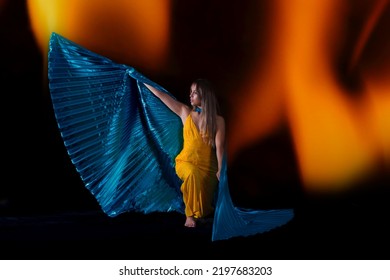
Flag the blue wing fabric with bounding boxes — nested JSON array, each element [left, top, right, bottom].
[[48, 32, 294, 241], [212, 155, 294, 241], [48, 32, 184, 217]]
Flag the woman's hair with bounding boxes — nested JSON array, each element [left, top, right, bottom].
[[191, 78, 220, 147]]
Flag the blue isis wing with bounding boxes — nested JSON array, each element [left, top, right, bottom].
[[48, 32, 184, 217], [211, 153, 295, 241]]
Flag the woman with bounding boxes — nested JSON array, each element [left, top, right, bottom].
[[48, 32, 294, 241], [144, 79, 225, 227]]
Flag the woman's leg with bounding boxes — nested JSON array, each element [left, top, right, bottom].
[[176, 161, 217, 227]]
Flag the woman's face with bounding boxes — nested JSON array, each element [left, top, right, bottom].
[[189, 84, 202, 107]]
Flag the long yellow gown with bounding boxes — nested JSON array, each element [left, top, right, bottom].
[[175, 114, 218, 219]]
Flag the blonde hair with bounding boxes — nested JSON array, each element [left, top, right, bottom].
[[191, 79, 220, 147]]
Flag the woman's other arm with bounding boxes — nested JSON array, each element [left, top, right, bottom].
[[215, 116, 226, 180]]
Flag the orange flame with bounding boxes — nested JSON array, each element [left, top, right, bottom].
[[26, 0, 390, 193], [26, 0, 171, 70], [229, 0, 390, 191]]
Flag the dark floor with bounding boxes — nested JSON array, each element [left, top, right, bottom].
[[1, 190, 390, 260]]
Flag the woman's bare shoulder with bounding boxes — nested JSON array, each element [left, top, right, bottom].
[[182, 105, 192, 117], [216, 115, 225, 121], [180, 105, 192, 124], [216, 115, 225, 127]]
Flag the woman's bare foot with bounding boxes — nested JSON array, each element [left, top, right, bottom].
[[184, 216, 196, 228]]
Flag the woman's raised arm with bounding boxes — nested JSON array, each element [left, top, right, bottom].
[[143, 83, 190, 123]]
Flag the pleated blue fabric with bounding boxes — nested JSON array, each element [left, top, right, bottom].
[[48, 32, 294, 241], [212, 156, 294, 241]]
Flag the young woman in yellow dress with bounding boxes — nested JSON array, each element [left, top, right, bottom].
[[144, 79, 225, 228]]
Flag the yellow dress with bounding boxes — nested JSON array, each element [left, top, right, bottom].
[[175, 114, 218, 219]]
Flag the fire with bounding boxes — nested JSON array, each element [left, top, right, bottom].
[[229, 0, 390, 191], [26, 0, 390, 193], [26, 0, 171, 70]]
